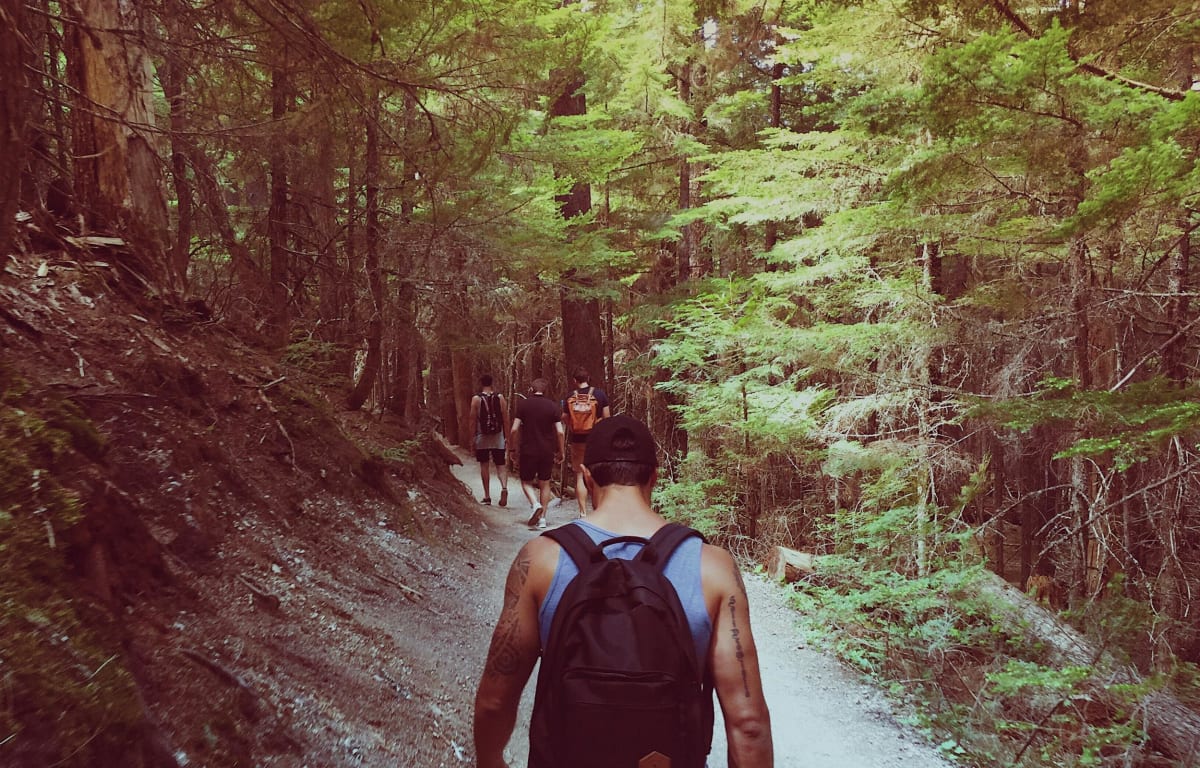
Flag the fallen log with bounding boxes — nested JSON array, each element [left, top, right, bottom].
[[766, 546, 818, 584], [977, 571, 1200, 764]]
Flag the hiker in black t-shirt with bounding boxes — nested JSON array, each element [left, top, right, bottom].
[[508, 378, 564, 529]]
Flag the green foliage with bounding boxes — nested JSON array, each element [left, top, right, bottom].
[[0, 366, 143, 765], [381, 439, 424, 465], [654, 452, 735, 538], [791, 551, 1154, 767], [971, 377, 1200, 470]]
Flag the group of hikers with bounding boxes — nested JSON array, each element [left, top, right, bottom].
[[467, 369, 775, 767], [467, 367, 611, 529]]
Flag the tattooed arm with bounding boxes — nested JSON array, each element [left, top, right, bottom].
[[705, 545, 774, 767], [473, 538, 551, 768]]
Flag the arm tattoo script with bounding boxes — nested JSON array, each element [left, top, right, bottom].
[[732, 560, 748, 600], [728, 595, 751, 697], [484, 551, 531, 678]]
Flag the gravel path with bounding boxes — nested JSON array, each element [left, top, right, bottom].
[[451, 459, 955, 768], [714, 574, 955, 767]]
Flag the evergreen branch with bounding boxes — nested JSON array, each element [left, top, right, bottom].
[[987, 0, 1187, 101]]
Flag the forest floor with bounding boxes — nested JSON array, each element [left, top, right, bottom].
[[2, 242, 952, 767]]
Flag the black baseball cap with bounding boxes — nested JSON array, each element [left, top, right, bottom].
[[583, 415, 658, 467]]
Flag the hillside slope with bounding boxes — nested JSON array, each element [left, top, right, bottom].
[[1, 243, 495, 766]]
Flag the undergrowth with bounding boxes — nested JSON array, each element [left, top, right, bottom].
[[0, 365, 143, 766], [786, 550, 1177, 767]]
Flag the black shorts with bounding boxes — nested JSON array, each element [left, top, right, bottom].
[[475, 448, 505, 465], [518, 453, 554, 483]]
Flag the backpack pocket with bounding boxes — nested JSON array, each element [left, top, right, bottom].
[[558, 669, 689, 767]]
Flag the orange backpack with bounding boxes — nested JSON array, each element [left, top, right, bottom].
[[566, 387, 598, 434]]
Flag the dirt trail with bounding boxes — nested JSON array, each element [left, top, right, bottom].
[[449, 457, 955, 768]]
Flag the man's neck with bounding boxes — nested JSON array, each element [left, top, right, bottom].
[[588, 484, 658, 530]]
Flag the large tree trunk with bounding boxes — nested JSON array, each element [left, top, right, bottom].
[[388, 279, 419, 422], [551, 70, 605, 389], [0, 0, 27, 258], [431, 340, 459, 445], [65, 0, 169, 258]]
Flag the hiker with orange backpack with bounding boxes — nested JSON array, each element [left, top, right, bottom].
[[561, 367, 610, 515]]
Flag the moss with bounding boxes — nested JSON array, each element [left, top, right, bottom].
[[45, 399, 108, 461], [0, 366, 144, 766]]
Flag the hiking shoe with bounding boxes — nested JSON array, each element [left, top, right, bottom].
[[498, 489, 508, 507], [480, 496, 491, 505], [525, 506, 543, 527]]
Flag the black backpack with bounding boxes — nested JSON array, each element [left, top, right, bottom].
[[477, 392, 502, 435], [529, 522, 714, 768]]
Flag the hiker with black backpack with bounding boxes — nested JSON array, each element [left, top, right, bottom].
[[561, 366, 611, 516], [470, 375, 511, 506], [474, 415, 774, 768]]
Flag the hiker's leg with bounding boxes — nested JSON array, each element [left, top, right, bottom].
[[494, 453, 508, 494], [570, 442, 588, 514], [518, 456, 539, 511], [475, 448, 492, 501]]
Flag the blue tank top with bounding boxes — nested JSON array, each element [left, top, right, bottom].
[[538, 519, 712, 663]]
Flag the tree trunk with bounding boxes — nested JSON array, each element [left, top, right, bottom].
[[551, 69, 605, 389], [0, 0, 26, 258], [451, 346, 474, 450], [432, 341, 459, 445], [313, 102, 349, 377], [1066, 237, 1106, 600], [65, 0, 169, 258], [267, 62, 291, 346], [190, 147, 263, 300], [977, 572, 1200, 764], [388, 279, 419, 422], [161, 52, 192, 293], [1164, 43, 1193, 385], [1163, 224, 1192, 385], [763, 59, 785, 262], [347, 89, 382, 411]]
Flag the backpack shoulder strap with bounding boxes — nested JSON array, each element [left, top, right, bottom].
[[542, 523, 604, 569], [636, 522, 704, 568]]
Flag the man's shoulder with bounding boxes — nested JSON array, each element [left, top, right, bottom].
[[519, 534, 564, 596], [697, 542, 740, 592]]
